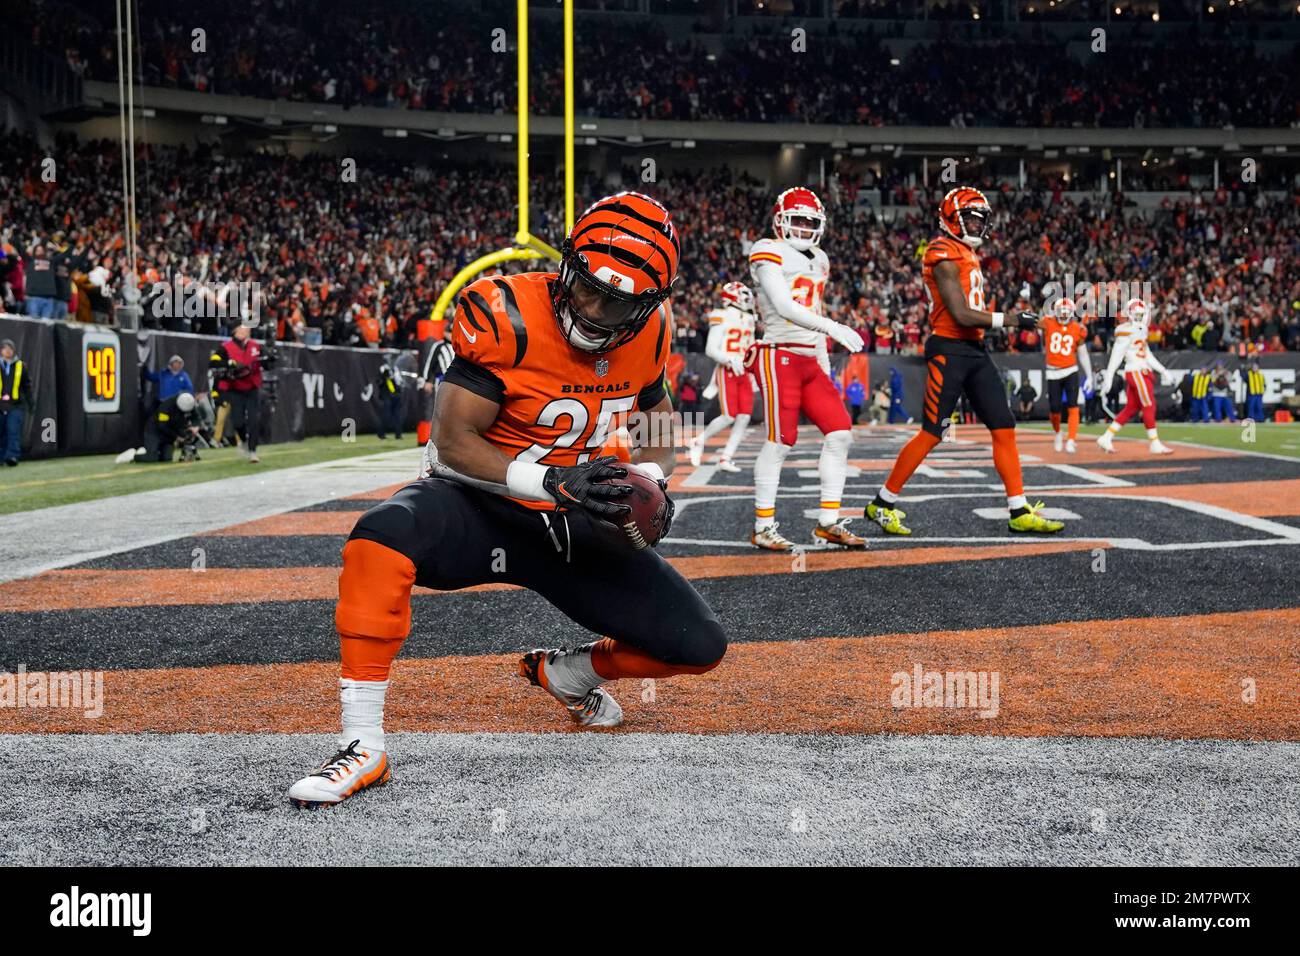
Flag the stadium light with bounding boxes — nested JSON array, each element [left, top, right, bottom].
[[200, 114, 228, 125], [382, 129, 408, 138]]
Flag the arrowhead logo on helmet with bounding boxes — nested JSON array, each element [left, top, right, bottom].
[[1125, 297, 1150, 326], [939, 186, 992, 248], [772, 187, 826, 251], [720, 280, 754, 313], [554, 191, 679, 353]]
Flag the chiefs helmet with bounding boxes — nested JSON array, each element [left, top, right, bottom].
[[720, 280, 754, 313], [1053, 297, 1077, 319], [555, 191, 680, 353], [772, 187, 826, 252], [938, 186, 992, 248], [1125, 297, 1150, 328]]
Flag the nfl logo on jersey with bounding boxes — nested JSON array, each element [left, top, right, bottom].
[[594, 358, 609, 378]]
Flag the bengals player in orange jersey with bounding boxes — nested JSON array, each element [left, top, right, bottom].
[[1040, 297, 1093, 454], [867, 187, 1064, 536], [288, 193, 726, 808]]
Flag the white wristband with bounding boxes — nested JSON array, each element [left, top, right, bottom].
[[506, 461, 553, 502], [991, 312, 1005, 329], [638, 461, 665, 482]]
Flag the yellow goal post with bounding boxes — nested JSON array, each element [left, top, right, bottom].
[[426, 0, 575, 329]]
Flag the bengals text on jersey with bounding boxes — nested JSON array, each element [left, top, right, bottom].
[[445, 271, 673, 508], [922, 235, 987, 342]]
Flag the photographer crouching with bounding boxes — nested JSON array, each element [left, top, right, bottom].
[[216, 323, 266, 463], [124, 391, 201, 463]]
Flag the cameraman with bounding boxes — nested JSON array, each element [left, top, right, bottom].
[[216, 323, 264, 463], [129, 391, 201, 463]]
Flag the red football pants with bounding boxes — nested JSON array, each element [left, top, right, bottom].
[[754, 346, 851, 446]]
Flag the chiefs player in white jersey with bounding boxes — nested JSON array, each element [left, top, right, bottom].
[[688, 281, 757, 473], [1097, 298, 1175, 455], [747, 186, 867, 551]]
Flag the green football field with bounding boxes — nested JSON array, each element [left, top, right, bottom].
[[0, 435, 416, 515], [1021, 421, 1300, 459]]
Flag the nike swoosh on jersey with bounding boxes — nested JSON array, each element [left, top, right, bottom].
[[458, 322, 477, 344]]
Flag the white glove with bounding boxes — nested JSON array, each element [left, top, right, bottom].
[[1160, 371, 1177, 387], [824, 322, 865, 354], [727, 355, 745, 377]]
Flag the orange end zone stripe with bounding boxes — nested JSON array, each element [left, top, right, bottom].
[[205, 512, 366, 537], [8, 607, 1298, 739], [1072, 478, 1300, 517], [0, 542, 1103, 612]]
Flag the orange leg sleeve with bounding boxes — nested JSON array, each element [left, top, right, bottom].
[[1067, 406, 1080, 441], [989, 427, 1024, 499], [591, 638, 720, 679], [884, 430, 941, 497], [336, 538, 416, 682], [1049, 412, 1061, 433]]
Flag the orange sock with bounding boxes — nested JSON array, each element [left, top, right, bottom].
[[883, 430, 941, 496], [591, 638, 720, 679], [989, 427, 1024, 499], [1067, 407, 1080, 441], [336, 538, 416, 681], [1049, 413, 1061, 433]]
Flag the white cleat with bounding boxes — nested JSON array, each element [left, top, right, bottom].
[[1096, 431, 1116, 454], [1150, 439, 1174, 455], [751, 522, 796, 552], [519, 647, 623, 728], [687, 437, 705, 468], [288, 740, 391, 809], [716, 457, 742, 474], [1065, 439, 1077, 454], [1053, 431, 1064, 452]]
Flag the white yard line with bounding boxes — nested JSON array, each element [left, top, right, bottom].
[[0, 449, 422, 583]]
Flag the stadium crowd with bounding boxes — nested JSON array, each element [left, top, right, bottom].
[[20, 0, 1300, 128], [3, 132, 1297, 357]]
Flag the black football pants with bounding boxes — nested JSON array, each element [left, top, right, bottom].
[[349, 478, 726, 667]]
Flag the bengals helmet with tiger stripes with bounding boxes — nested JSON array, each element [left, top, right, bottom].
[[938, 186, 993, 249], [554, 191, 680, 353]]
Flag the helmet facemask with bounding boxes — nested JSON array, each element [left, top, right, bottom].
[[954, 206, 991, 248], [554, 249, 669, 353], [776, 211, 826, 252]]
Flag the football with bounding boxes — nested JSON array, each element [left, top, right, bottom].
[[600, 463, 670, 550]]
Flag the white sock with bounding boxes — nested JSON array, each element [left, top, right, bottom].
[[1147, 428, 1159, 440], [1106, 423, 1120, 435], [696, 414, 734, 445], [340, 678, 389, 752], [721, 413, 750, 460], [753, 439, 790, 531], [876, 484, 899, 505], [818, 429, 852, 525], [1007, 494, 1028, 511]]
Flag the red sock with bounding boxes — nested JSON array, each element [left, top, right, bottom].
[[883, 430, 941, 496], [1049, 413, 1061, 433], [989, 427, 1024, 499], [590, 638, 719, 679]]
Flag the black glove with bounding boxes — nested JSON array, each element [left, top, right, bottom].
[[1016, 311, 1040, 331], [543, 456, 632, 519], [654, 473, 675, 540]]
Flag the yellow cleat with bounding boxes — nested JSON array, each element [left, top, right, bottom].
[[866, 502, 911, 535], [1008, 501, 1064, 534]]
